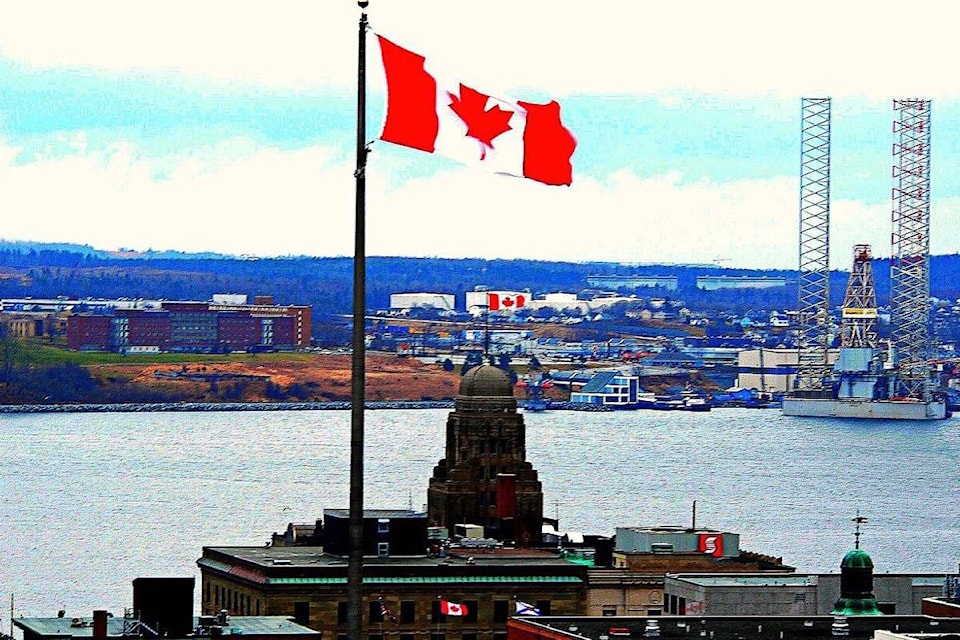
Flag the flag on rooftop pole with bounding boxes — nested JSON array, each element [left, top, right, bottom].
[[378, 597, 398, 624], [439, 599, 468, 616], [376, 35, 576, 186], [515, 600, 542, 616]]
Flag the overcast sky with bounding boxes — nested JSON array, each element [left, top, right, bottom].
[[2, 1, 960, 269]]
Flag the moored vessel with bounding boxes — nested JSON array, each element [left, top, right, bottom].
[[781, 395, 947, 420]]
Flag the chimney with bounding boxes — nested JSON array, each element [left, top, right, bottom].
[[93, 610, 108, 639]]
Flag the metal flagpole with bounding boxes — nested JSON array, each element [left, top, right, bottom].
[[484, 303, 490, 360], [348, 3, 370, 640]]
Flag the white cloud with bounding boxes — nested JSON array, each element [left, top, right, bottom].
[[368, 165, 802, 269], [3, 1, 960, 98], [0, 137, 357, 256], [4, 133, 959, 269]]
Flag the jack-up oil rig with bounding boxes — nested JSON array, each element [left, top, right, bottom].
[[781, 99, 949, 420]]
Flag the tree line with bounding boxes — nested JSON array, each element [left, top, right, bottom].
[[3, 242, 960, 319]]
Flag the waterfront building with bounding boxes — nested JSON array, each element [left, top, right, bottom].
[[15, 611, 321, 640], [0, 313, 44, 338], [389, 292, 456, 313], [586, 275, 679, 291], [428, 365, 544, 546], [0, 297, 163, 313], [65, 298, 310, 352], [696, 275, 791, 290], [198, 509, 587, 639], [660, 526, 944, 617], [525, 295, 592, 316], [661, 572, 944, 616], [736, 348, 840, 393], [588, 525, 794, 617], [465, 289, 530, 315], [640, 350, 702, 370], [14, 577, 322, 640], [569, 370, 642, 408], [198, 367, 582, 638], [507, 613, 960, 640]]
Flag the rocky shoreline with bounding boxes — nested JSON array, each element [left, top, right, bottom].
[[0, 400, 611, 414], [0, 400, 453, 413]]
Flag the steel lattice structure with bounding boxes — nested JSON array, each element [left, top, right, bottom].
[[840, 245, 878, 349], [890, 99, 932, 398], [796, 98, 832, 389]]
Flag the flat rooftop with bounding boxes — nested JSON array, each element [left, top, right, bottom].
[[203, 545, 574, 569], [513, 615, 960, 640], [14, 616, 318, 638], [670, 574, 818, 587], [618, 526, 726, 534]]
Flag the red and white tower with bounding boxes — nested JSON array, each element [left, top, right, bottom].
[[890, 99, 933, 399]]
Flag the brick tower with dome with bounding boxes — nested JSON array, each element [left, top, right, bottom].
[[427, 364, 544, 546]]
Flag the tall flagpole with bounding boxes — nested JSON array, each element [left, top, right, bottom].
[[348, 4, 369, 640]]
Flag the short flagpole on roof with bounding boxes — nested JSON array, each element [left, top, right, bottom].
[[484, 299, 490, 360]]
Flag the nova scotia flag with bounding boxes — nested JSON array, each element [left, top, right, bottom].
[[515, 600, 541, 616]]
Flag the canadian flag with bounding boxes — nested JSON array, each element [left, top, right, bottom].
[[439, 599, 468, 616], [377, 35, 576, 186], [488, 292, 526, 311]]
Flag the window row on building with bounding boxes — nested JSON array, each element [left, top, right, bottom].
[[67, 305, 306, 352]]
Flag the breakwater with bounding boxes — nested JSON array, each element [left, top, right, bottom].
[[0, 400, 453, 413], [0, 400, 610, 413]]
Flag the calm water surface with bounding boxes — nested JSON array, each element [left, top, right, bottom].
[[1, 408, 958, 621]]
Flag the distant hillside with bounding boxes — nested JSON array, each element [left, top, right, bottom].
[[0, 239, 231, 260], [2, 240, 959, 316]]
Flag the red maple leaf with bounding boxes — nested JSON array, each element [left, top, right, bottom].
[[446, 84, 513, 159]]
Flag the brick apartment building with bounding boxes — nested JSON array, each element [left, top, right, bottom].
[[66, 299, 311, 352]]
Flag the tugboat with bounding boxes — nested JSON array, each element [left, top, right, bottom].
[[681, 395, 711, 412], [517, 372, 552, 412]]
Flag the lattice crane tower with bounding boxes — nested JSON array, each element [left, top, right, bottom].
[[796, 98, 832, 389], [840, 245, 878, 349], [890, 99, 933, 398]]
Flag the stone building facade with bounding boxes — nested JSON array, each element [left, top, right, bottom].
[[428, 365, 544, 546]]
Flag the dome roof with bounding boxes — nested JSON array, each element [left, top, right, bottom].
[[459, 365, 514, 397], [840, 548, 874, 569]]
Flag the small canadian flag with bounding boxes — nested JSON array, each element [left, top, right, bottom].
[[488, 292, 526, 311], [439, 599, 468, 616]]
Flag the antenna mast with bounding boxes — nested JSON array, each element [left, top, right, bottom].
[[852, 511, 868, 549]]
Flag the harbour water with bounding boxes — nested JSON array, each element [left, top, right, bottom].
[[1, 408, 958, 621]]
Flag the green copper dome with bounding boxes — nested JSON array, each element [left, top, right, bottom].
[[840, 548, 874, 569], [832, 546, 882, 616], [831, 598, 883, 616]]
